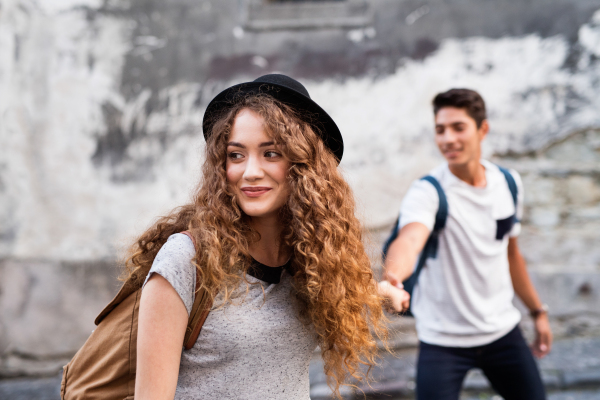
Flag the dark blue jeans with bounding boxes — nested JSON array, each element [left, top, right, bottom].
[[416, 325, 546, 400]]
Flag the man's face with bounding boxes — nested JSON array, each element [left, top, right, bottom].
[[434, 107, 488, 167]]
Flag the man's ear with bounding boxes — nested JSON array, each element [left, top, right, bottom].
[[479, 119, 489, 140]]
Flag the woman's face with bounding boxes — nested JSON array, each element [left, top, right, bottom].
[[226, 108, 290, 220]]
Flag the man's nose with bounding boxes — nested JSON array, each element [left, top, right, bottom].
[[440, 129, 456, 144], [242, 155, 264, 181]]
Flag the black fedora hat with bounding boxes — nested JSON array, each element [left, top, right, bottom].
[[202, 74, 344, 163]]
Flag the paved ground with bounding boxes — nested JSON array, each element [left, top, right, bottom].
[[2, 335, 600, 400], [308, 333, 600, 400]]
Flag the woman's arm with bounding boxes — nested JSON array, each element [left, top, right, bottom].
[[135, 274, 189, 399]]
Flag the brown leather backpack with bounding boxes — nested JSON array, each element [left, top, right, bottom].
[[60, 231, 211, 400]]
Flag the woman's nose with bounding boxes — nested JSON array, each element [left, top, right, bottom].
[[242, 155, 264, 181]]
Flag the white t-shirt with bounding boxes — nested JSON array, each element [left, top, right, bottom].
[[399, 160, 523, 347]]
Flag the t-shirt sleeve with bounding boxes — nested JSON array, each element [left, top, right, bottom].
[[399, 179, 439, 232], [509, 169, 524, 238], [142, 233, 196, 316]]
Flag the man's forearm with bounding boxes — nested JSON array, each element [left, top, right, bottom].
[[384, 222, 430, 286], [508, 238, 543, 311], [384, 238, 420, 283]]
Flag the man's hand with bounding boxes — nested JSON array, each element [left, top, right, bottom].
[[383, 270, 404, 292], [531, 313, 552, 358], [378, 281, 411, 313]]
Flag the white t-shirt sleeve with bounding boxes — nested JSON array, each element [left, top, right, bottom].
[[142, 233, 197, 315], [509, 169, 524, 238], [399, 179, 439, 232]]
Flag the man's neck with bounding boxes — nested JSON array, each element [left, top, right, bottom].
[[448, 158, 487, 187]]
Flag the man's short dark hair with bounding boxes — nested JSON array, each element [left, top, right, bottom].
[[433, 89, 486, 128]]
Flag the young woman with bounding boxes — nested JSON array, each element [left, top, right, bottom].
[[124, 74, 392, 399]]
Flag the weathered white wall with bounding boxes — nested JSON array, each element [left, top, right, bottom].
[[0, 0, 202, 260], [2, 2, 600, 260], [1, 0, 599, 377]]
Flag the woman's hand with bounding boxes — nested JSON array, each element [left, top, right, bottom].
[[378, 280, 411, 313]]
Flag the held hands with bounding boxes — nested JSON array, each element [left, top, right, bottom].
[[378, 281, 411, 313], [531, 313, 552, 358]]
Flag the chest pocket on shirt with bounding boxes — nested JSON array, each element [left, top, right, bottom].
[[496, 215, 515, 240]]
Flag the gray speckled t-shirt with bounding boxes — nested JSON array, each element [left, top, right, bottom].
[[143, 233, 318, 400]]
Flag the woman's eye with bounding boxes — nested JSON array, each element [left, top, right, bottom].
[[265, 150, 281, 158], [228, 152, 243, 160]]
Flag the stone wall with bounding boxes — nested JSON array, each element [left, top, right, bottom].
[[1, 0, 599, 377]]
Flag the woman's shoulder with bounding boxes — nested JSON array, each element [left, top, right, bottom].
[[160, 233, 196, 257], [152, 233, 196, 274], [143, 233, 197, 315]]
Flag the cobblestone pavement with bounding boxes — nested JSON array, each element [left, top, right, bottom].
[[309, 333, 600, 400], [0, 376, 61, 400], [2, 336, 599, 399]]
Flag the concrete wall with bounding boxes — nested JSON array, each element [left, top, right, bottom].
[[1, 0, 599, 377]]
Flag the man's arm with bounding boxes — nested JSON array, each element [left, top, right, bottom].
[[379, 222, 430, 312], [384, 222, 430, 285], [508, 237, 552, 358]]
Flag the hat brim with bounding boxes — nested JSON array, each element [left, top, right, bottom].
[[202, 81, 344, 163]]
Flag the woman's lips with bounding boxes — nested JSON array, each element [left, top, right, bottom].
[[241, 187, 272, 198]]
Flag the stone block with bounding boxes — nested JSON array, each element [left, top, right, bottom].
[[0, 374, 61, 400], [563, 368, 600, 388], [547, 389, 600, 400], [519, 227, 600, 273], [0, 259, 119, 377], [522, 175, 558, 206], [566, 176, 600, 205], [310, 382, 354, 400], [566, 206, 600, 223], [463, 369, 490, 390], [529, 272, 600, 317], [529, 207, 562, 227]]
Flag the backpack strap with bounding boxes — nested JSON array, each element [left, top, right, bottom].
[[381, 216, 401, 260], [497, 166, 518, 208], [382, 175, 448, 260], [180, 231, 214, 350], [420, 175, 448, 258], [496, 165, 519, 223], [401, 175, 447, 295]]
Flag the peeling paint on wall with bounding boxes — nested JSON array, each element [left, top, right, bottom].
[[1, 0, 600, 261]]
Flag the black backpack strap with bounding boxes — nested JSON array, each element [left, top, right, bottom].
[[420, 176, 448, 258], [382, 175, 448, 260], [497, 166, 518, 208], [381, 216, 401, 261], [497, 165, 519, 222]]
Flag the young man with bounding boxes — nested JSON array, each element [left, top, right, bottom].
[[382, 89, 552, 400]]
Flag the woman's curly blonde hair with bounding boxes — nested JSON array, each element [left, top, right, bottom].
[[124, 94, 387, 397]]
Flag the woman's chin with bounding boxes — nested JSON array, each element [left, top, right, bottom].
[[240, 206, 279, 219]]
